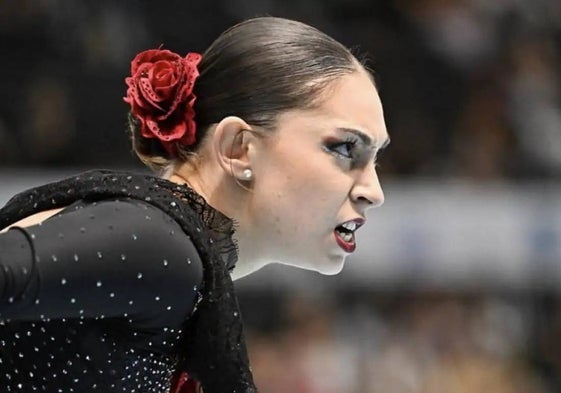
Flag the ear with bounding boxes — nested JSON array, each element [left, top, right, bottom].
[[211, 116, 257, 179]]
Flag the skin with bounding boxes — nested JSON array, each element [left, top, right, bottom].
[[171, 67, 390, 280]]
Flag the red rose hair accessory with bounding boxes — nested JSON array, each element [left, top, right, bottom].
[[171, 371, 202, 393], [124, 49, 202, 156]]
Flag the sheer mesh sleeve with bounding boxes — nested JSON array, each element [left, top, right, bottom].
[[0, 199, 203, 328]]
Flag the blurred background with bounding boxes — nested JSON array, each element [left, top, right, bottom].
[[1, 0, 561, 391]]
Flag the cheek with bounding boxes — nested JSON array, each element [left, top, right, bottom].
[[255, 147, 314, 196], [255, 167, 344, 232], [252, 144, 351, 231]]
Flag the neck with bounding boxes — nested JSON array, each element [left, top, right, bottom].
[[230, 231, 269, 280], [166, 164, 268, 281]]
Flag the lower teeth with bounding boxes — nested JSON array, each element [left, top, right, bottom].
[[337, 230, 353, 242]]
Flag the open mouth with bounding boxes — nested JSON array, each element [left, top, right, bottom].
[[333, 219, 364, 253]]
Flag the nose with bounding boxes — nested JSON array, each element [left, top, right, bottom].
[[350, 165, 385, 211]]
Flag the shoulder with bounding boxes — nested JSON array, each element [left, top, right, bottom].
[[25, 197, 204, 324], [56, 198, 193, 250], [54, 198, 199, 260], [29, 198, 204, 291]]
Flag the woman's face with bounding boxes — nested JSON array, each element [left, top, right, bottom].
[[246, 69, 390, 274]]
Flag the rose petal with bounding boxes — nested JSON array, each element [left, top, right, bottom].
[[137, 77, 166, 111], [152, 61, 178, 89], [159, 121, 186, 141], [130, 49, 181, 75], [180, 121, 196, 146], [144, 117, 161, 138]]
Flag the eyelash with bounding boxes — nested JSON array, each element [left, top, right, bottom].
[[326, 137, 359, 160]]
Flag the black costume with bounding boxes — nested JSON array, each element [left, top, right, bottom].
[[0, 170, 257, 393]]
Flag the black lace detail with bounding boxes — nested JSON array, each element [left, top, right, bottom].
[[157, 179, 238, 273], [0, 170, 258, 393]]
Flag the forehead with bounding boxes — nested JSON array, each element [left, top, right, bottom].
[[314, 70, 388, 147]]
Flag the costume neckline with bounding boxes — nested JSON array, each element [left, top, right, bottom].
[[154, 177, 239, 272]]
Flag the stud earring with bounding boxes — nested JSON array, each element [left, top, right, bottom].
[[242, 169, 253, 180]]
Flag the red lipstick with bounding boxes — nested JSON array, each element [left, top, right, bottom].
[[334, 230, 356, 253]]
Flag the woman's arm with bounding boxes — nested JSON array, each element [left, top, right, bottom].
[[0, 208, 64, 233], [0, 199, 203, 326]]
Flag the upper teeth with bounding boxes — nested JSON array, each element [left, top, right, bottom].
[[341, 221, 357, 231]]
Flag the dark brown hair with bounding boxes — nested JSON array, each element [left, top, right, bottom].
[[130, 16, 365, 170]]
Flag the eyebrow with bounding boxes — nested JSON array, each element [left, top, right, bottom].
[[336, 127, 391, 150]]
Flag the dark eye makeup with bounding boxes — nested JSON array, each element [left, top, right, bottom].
[[325, 136, 359, 159], [323, 126, 390, 170], [324, 136, 376, 169]]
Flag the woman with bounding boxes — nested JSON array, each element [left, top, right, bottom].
[[0, 16, 389, 393]]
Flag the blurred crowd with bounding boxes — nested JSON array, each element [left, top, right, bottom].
[[239, 290, 561, 393], [0, 0, 560, 179], [1, 1, 561, 392]]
